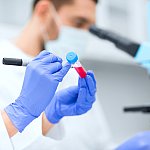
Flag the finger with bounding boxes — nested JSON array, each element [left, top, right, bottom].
[[56, 56, 62, 62], [48, 62, 62, 74], [42, 54, 62, 63], [86, 93, 96, 104], [34, 50, 51, 60], [78, 77, 86, 89], [61, 104, 77, 116], [77, 87, 87, 105], [76, 105, 92, 115], [87, 70, 96, 88], [76, 88, 93, 115], [52, 62, 71, 82], [63, 86, 79, 97], [85, 75, 96, 96], [65, 103, 91, 116], [57, 86, 78, 104], [77, 86, 96, 105]]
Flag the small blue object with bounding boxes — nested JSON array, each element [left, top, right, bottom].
[[116, 131, 150, 150], [135, 42, 150, 62], [66, 52, 78, 64], [135, 42, 150, 73]]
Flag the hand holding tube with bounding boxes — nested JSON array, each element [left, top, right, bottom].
[[5, 51, 71, 132], [45, 71, 96, 124]]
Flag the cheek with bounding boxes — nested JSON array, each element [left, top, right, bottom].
[[46, 19, 59, 40]]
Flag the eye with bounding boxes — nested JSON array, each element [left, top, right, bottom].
[[74, 18, 88, 28], [75, 20, 85, 28]]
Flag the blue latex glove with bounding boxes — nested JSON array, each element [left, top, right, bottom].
[[45, 71, 96, 124], [5, 51, 71, 132], [116, 132, 150, 150], [135, 42, 150, 73]]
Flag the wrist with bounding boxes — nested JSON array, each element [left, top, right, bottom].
[[42, 113, 54, 136], [45, 104, 62, 124], [1, 110, 18, 137], [45, 111, 61, 124]]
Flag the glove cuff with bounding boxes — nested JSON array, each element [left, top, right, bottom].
[[5, 102, 36, 133]]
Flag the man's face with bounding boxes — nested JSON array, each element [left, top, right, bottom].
[[57, 0, 96, 30]]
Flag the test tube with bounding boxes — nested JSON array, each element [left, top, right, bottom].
[[66, 52, 87, 78]]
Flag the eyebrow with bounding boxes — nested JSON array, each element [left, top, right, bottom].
[[72, 17, 92, 25]]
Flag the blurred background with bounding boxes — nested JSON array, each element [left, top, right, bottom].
[[0, 0, 150, 149], [0, 0, 148, 63], [0, 0, 148, 41]]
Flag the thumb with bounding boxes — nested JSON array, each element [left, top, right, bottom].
[[34, 50, 51, 60], [53, 62, 71, 82]]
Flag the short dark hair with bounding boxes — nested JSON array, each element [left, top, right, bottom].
[[33, 0, 99, 10]]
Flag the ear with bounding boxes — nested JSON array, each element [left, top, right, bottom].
[[34, 0, 50, 19]]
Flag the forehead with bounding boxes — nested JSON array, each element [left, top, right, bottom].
[[58, 0, 96, 23]]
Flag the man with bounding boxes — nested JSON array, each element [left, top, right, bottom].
[[0, 0, 98, 150], [15, 0, 97, 58], [31, 0, 111, 150]]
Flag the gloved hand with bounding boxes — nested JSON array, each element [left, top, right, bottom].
[[135, 42, 150, 73], [116, 132, 150, 150], [45, 71, 96, 124], [5, 51, 71, 132]]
